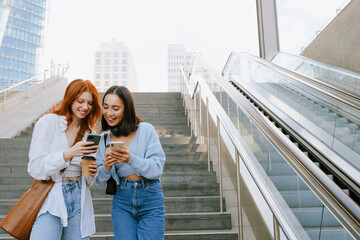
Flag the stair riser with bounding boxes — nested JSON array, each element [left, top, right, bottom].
[[87, 233, 238, 240], [92, 214, 232, 232], [0, 174, 216, 185], [0, 198, 224, 215], [0, 185, 220, 199]]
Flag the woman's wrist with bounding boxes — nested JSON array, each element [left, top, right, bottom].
[[63, 149, 72, 162]]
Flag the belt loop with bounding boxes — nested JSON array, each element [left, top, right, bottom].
[[124, 179, 128, 187], [141, 180, 145, 187]]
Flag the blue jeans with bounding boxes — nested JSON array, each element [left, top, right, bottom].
[[112, 178, 165, 240], [30, 178, 88, 240]]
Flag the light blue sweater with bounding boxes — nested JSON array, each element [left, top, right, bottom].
[[96, 122, 166, 185]]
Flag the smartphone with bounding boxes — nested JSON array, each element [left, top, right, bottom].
[[86, 133, 102, 146], [110, 141, 125, 152]]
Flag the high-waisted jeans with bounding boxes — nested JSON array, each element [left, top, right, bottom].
[[112, 178, 165, 240], [30, 178, 88, 240]]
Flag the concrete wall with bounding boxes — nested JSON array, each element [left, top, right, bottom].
[[301, 0, 360, 72]]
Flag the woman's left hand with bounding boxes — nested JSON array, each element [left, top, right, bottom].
[[88, 161, 98, 177], [109, 146, 131, 163]]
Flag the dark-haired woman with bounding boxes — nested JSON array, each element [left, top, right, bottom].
[[28, 79, 101, 239], [96, 86, 166, 240]]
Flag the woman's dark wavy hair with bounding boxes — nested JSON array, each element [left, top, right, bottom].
[[101, 86, 143, 137]]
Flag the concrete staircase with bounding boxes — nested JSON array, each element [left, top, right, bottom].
[[0, 92, 238, 239]]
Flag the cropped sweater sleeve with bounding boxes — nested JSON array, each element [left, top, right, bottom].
[[127, 123, 166, 179], [28, 114, 69, 181]]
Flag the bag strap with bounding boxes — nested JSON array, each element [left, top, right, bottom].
[[104, 132, 108, 147]]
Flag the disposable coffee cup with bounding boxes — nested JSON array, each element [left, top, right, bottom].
[[81, 156, 96, 177]]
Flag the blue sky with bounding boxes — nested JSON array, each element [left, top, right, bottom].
[[41, 0, 348, 92]]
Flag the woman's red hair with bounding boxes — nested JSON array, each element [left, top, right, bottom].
[[49, 79, 101, 144]]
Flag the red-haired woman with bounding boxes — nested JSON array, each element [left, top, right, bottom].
[[28, 79, 101, 239]]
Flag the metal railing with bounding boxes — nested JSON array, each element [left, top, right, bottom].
[[180, 52, 360, 239], [0, 63, 69, 111], [272, 52, 360, 97]]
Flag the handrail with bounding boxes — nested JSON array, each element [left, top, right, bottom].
[[272, 51, 360, 97], [273, 51, 360, 76], [1, 63, 69, 110], [181, 55, 303, 239], [0, 63, 69, 94], [183, 52, 360, 239], [222, 52, 360, 111]]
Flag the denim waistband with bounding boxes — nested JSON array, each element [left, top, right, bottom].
[[119, 178, 159, 188], [62, 178, 82, 188]]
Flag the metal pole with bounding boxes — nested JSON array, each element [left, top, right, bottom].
[[207, 97, 210, 172], [26, 79, 30, 97], [217, 116, 223, 212], [193, 89, 197, 137], [274, 216, 280, 240], [236, 150, 243, 240], [2, 90, 6, 110], [199, 84, 203, 143]]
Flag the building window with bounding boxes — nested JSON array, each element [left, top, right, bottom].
[[96, 52, 101, 58], [95, 81, 100, 86], [96, 73, 100, 79], [113, 73, 118, 79], [105, 81, 109, 87], [122, 52, 127, 58], [113, 52, 119, 58], [113, 59, 118, 65], [105, 59, 110, 65], [122, 59, 127, 64], [122, 73, 127, 79], [122, 66, 127, 72], [113, 66, 118, 72], [96, 59, 101, 65], [105, 73, 109, 79], [105, 52, 110, 58]]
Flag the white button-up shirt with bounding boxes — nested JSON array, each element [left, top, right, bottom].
[[28, 113, 96, 238]]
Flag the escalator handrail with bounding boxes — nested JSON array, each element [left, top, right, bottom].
[[222, 52, 360, 112], [181, 58, 304, 239], [273, 51, 360, 76], [196, 53, 360, 237], [272, 52, 360, 98]]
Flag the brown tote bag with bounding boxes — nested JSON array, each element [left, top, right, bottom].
[[0, 179, 54, 240]]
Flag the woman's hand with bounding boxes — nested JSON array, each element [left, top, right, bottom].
[[88, 161, 98, 177], [63, 141, 99, 161], [104, 152, 118, 171], [108, 146, 132, 164]]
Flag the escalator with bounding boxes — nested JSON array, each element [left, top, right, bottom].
[[195, 52, 360, 239], [271, 52, 360, 98]]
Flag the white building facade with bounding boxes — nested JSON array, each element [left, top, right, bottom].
[[94, 39, 138, 92], [167, 44, 192, 92]]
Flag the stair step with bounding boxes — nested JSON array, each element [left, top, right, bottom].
[[0, 92, 236, 239], [0, 196, 225, 215], [89, 230, 238, 240], [91, 212, 232, 232]]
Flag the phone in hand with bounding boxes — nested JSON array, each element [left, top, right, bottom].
[[110, 141, 125, 152], [86, 133, 102, 146]]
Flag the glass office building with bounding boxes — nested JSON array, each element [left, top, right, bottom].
[[0, 0, 47, 89]]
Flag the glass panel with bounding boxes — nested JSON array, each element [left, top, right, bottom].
[[272, 52, 360, 97], [224, 54, 360, 171], [195, 56, 356, 239]]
